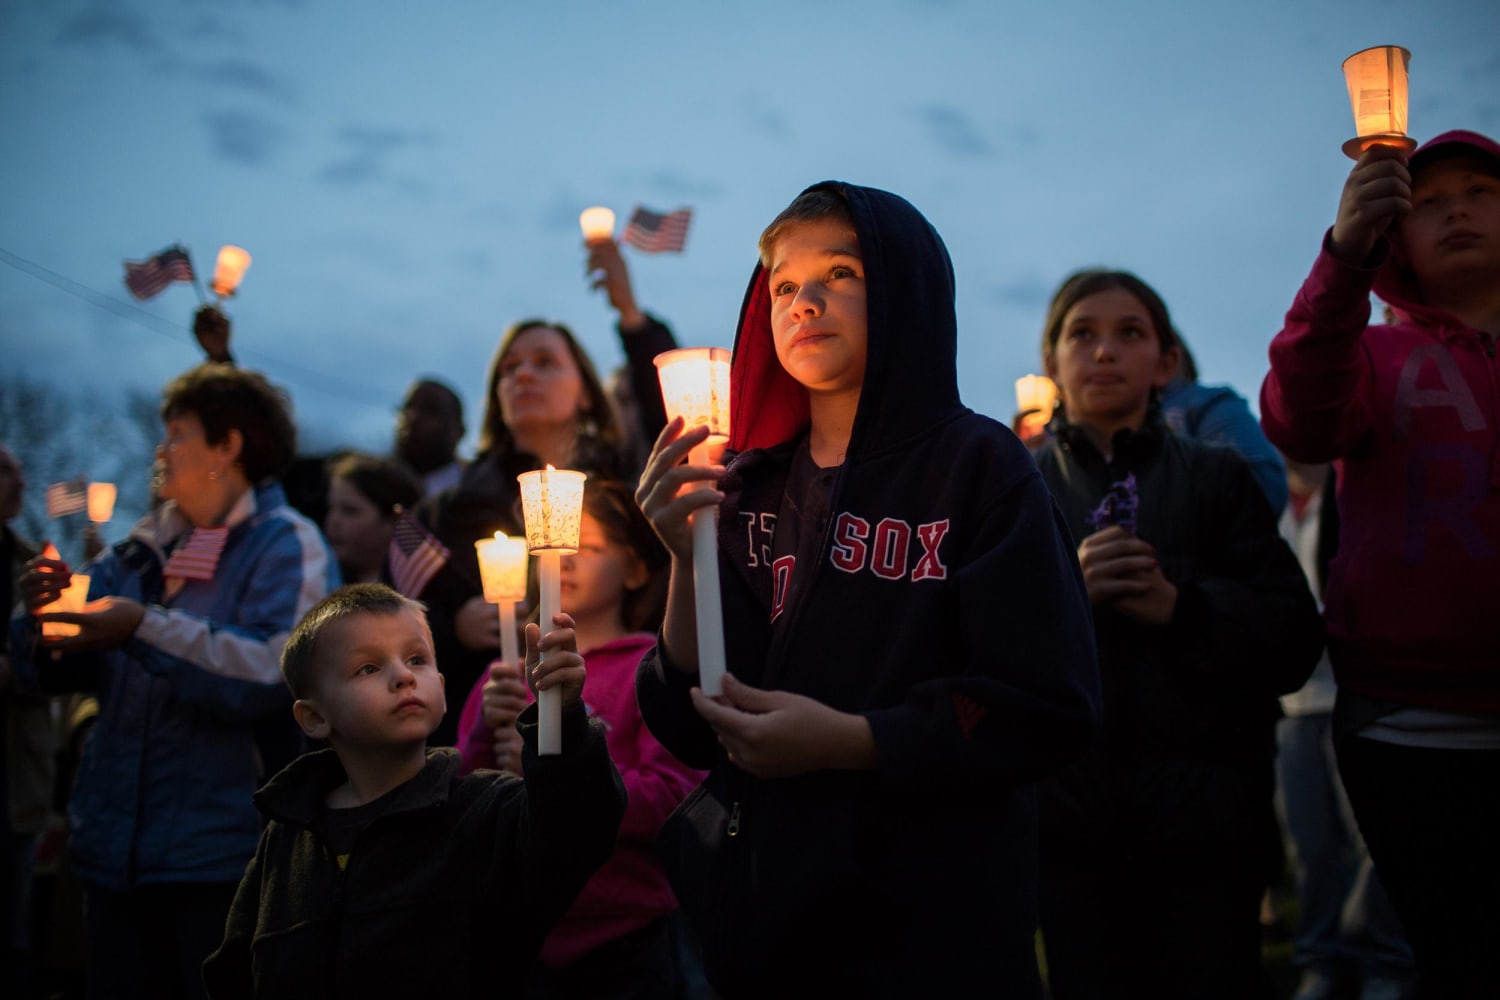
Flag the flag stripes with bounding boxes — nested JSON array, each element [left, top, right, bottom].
[[45, 479, 88, 518], [389, 512, 449, 598], [621, 206, 692, 253], [164, 527, 229, 582], [124, 246, 196, 301]]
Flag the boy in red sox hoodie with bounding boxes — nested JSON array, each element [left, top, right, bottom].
[[634, 181, 1102, 998], [1260, 129, 1500, 997]]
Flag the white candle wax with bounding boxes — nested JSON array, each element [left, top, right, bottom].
[[499, 600, 519, 677], [536, 549, 562, 755], [691, 507, 726, 696]]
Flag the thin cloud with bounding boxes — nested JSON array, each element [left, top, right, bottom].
[[918, 105, 994, 158], [319, 155, 382, 186], [335, 125, 440, 153], [53, 8, 160, 53], [985, 277, 1052, 311], [190, 59, 297, 104], [628, 169, 725, 200], [316, 125, 440, 187], [202, 109, 290, 166], [740, 97, 790, 140]]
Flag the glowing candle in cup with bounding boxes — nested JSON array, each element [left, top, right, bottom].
[[474, 531, 530, 681], [517, 466, 586, 755], [1014, 374, 1059, 437], [653, 347, 731, 696], [1341, 45, 1417, 159], [579, 207, 616, 244], [210, 245, 253, 298], [87, 483, 117, 524], [39, 573, 91, 639]]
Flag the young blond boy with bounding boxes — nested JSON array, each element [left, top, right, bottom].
[[203, 583, 625, 998], [634, 183, 1101, 997]]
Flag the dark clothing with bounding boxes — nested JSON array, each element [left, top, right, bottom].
[[415, 314, 676, 748], [1039, 815, 1269, 999], [525, 917, 676, 1000], [1337, 735, 1500, 1000], [636, 182, 1102, 998], [85, 881, 236, 1000], [202, 706, 626, 999], [1032, 420, 1323, 996]]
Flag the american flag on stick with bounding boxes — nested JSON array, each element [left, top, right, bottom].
[[621, 206, 692, 253], [124, 245, 196, 301], [389, 512, 449, 598], [164, 526, 229, 582], [45, 478, 88, 518]]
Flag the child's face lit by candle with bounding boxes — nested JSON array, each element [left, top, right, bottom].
[[767, 217, 868, 399]]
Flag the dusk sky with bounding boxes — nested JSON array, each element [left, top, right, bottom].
[[3, 0, 1496, 525]]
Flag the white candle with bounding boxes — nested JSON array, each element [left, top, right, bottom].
[[474, 532, 528, 677], [654, 348, 731, 695], [517, 466, 586, 756], [691, 502, 726, 696], [536, 549, 562, 754]]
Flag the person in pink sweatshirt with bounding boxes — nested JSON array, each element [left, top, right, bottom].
[[457, 479, 706, 999], [1260, 129, 1500, 999]]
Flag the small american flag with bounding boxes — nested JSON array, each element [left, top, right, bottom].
[[45, 478, 88, 518], [164, 526, 229, 582], [621, 206, 692, 254], [124, 246, 196, 301], [389, 512, 449, 598]]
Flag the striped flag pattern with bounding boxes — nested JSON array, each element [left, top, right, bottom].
[[164, 527, 230, 582], [45, 479, 88, 518], [621, 206, 692, 253], [124, 246, 196, 301], [389, 512, 449, 598]]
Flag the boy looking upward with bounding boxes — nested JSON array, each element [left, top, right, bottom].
[[203, 583, 625, 998], [1260, 130, 1500, 996], [634, 183, 1102, 997]]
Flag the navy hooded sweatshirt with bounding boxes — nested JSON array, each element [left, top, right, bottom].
[[636, 182, 1102, 998]]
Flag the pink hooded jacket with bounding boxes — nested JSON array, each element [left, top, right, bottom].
[[1260, 130, 1500, 713]]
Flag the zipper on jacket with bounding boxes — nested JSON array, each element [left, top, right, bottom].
[[727, 801, 741, 837]]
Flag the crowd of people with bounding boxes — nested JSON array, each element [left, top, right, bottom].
[[1, 126, 1496, 999]]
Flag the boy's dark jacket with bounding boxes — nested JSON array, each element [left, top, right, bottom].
[[1034, 419, 1323, 842], [636, 182, 1102, 997], [202, 706, 625, 999]]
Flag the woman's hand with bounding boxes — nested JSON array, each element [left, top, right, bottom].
[[36, 596, 146, 652], [453, 595, 501, 651], [18, 549, 72, 613], [635, 417, 725, 562], [1076, 526, 1177, 625]]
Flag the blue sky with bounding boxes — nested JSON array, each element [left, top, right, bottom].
[[3, 0, 1497, 468]]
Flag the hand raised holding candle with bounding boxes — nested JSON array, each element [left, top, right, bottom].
[[525, 614, 585, 713], [1330, 145, 1412, 265]]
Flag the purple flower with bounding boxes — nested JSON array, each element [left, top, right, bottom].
[[1086, 473, 1139, 535]]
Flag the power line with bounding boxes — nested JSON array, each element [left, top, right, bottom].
[[0, 245, 393, 408]]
